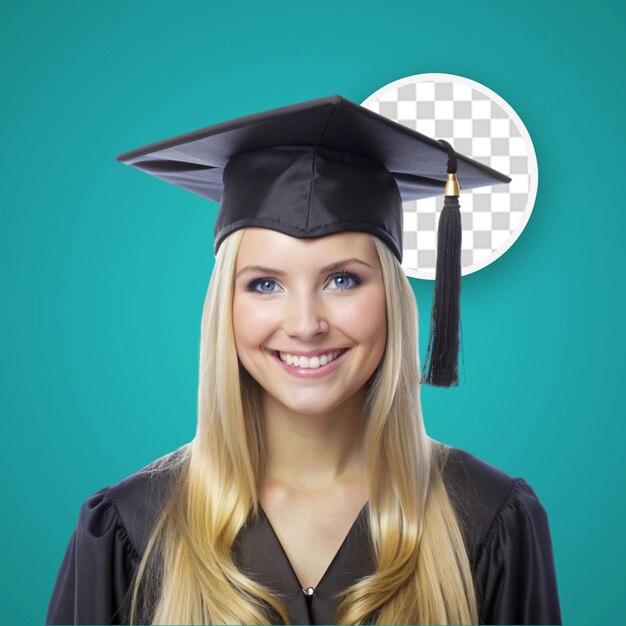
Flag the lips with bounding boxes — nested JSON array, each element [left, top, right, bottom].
[[269, 347, 348, 359], [271, 348, 348, 363], [267, 347, 351, 378]]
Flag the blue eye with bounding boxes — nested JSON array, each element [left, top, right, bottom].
[[245, 272, 362, 294], [328, 272, 361, 290], [248, 278, 280, 293]]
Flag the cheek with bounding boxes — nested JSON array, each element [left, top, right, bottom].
[[232, 295, 276, 350], [336, 291, 387, 347], [232, 296, 251, 353]]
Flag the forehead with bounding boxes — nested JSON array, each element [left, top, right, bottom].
[[235, 228, 378, 265]]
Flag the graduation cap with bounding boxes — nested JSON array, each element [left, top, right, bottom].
[[116, 95, 510, 387]]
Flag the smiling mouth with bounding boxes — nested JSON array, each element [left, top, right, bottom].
[[268, 348, 349, 369]]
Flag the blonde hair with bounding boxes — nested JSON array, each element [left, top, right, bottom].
[[127, 228, 479, 624]]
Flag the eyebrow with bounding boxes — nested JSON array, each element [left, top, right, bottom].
[[236, 257, 373, 279]]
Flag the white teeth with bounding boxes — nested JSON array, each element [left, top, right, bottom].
[[278, 349, 343, 369]]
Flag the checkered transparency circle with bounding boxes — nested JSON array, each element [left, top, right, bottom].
[[362, 74, 537, 280]]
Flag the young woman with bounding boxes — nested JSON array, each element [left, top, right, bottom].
[[47, 95, 561, 624]]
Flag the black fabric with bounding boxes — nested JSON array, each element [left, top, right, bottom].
[[115, 95, 511, 262], [438, 139, 458, 174], [46, 448, 561, 625], [421, 194, 463, 387], [217, 145, 404, 260]]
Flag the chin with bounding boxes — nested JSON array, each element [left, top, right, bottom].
[[270, 383, 365, 417], [281, 398, 341, 416]]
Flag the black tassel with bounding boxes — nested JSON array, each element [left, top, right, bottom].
[[421, 140, 463, 387]]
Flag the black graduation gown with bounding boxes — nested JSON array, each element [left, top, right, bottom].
[[46, 447, 562, 625]]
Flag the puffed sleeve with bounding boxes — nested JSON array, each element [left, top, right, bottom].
[[473, 478, 562, 625], [46, 487, 140, 625]]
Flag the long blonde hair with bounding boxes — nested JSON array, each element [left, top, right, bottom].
[[128, 228, 478, 624]]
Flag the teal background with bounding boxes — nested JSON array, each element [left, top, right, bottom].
[[1, 1, 623, 623]]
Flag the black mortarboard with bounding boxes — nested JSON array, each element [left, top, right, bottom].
[[116, 95, 510, 387]]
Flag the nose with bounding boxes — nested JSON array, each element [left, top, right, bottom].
[[282, 289, 329, 339]]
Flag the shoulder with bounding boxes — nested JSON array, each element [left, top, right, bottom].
[[82, 445, 188, 557], [47, 450, 187, 625], [438, 444, 547, 564], [441, 447, 563, 623]]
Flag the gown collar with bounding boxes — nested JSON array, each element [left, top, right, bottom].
[[232, 502, 375, 624]]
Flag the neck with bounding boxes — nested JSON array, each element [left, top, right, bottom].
[[260, 387, 367, 492]]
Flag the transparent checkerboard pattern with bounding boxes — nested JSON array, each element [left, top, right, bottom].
[[364, 80, 530, 279]]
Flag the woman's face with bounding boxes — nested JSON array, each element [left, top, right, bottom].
[[232, 228, 387, 416]]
